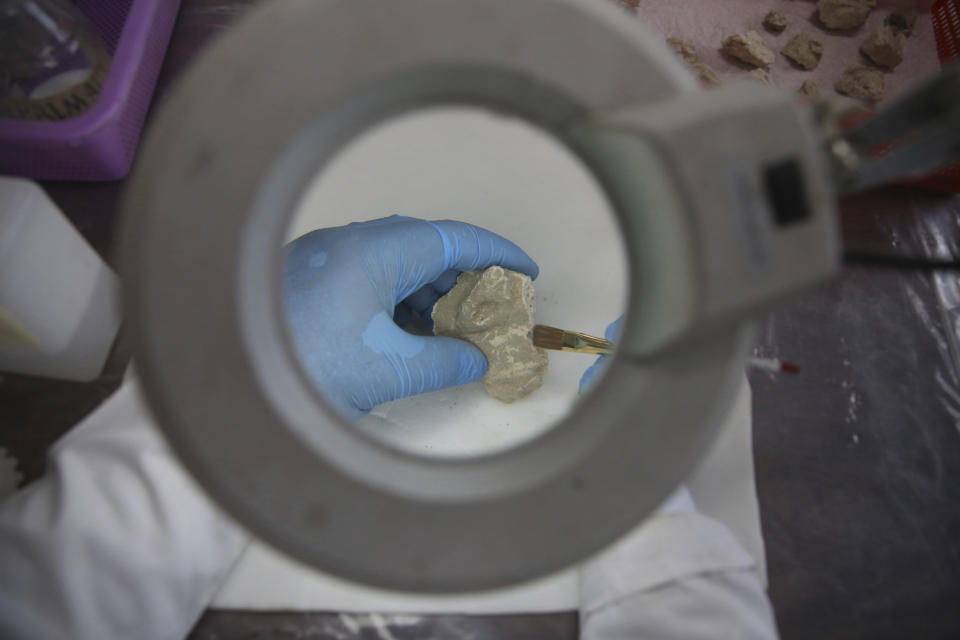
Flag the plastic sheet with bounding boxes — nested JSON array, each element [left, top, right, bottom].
[[840, 186, 960, 428], [751, 185, 960, 638], [624, 4, 960, 633]]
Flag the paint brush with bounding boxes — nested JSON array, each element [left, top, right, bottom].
[[534, 325, 801, 375], [532, 325, 613, 355]]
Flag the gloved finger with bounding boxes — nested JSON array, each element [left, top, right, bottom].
[[396, 220, 538, 297], [393, 302, 436, 335], [430, 269, 460, 295], [428, 220, 539, 279], [396, 335, 487, 400], [604, 317, 623, 342], [404, 270, 465, 318], [350, 215, 417, 229], [579, 316, 624, 394], [404, 285, 442, 316], [578, 356, 606, 394], [355, 315, 487, 409], [393, 303, 414, 327]]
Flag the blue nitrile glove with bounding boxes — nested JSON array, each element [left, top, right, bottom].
[[283, 215, 539, 418], [578, 317, 623, 394]]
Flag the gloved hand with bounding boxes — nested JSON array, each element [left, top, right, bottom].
[[283, 215, 539, 418], [578, 317, 623, 394]]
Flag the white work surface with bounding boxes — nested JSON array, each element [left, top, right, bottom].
[[211, 108, 766, 611]]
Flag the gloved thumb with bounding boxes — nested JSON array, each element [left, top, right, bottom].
[[400, 336, 489, 398], [355, 312, 488, 409], [578, 316, 624, 394]]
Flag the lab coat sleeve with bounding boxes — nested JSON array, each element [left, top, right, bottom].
[[580, 501, 779, 640], [0, 381, 249, 640]]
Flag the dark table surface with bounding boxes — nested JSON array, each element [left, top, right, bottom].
[[2, 1, 959, 639]]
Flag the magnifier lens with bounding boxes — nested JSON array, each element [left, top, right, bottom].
[[280, 105, 629, 459]]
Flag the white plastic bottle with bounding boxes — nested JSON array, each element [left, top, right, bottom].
[[0, 176, 121, 380]]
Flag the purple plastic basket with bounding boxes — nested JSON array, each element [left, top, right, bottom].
[[0, 0, 182, 181]]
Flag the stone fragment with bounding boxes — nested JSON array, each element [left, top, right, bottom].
[[432, 266, 548, 403], [860, 25, 906, 69], [722, 31, 776, 68], [885, 8, 917, 35], [666, 36, 698, 64], [797, 80, 821, 100], [817, 0, 876, 30], [691, 62, 721, 87], [782, 32, 824, 70], [748, 68, 771, 84], [835, 64, 884, 101], [763, 10, 788, 33]]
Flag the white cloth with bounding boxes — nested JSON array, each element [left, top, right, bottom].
[[210, 378, 764, 613], [580, 508, 778, 640], [0, 382, 249, 640], [0, 380, 776, 639]]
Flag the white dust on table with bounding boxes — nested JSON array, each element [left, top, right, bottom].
[[843, 385, 863, 425], [840, 359, 862, 445], [300, 614, 426, 640]]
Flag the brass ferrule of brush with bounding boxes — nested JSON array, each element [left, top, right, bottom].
[[558, 330, 613, 355]]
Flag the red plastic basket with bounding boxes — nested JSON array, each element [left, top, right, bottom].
[[933, 0, 960, 63], [916, 0, 960, 191]]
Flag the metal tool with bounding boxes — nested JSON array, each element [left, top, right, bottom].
[[827, 64, 960, 194]]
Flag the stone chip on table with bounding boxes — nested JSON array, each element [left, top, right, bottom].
[[835, 64, 884, 102], [797, 80, 821, 100], [885, 8, 917, 36], [432, 266, 548, 403], [748, 68, 771, 84], [666, 36, 698, 64], [782, 33, 824, 70], [763, 10, 788, 33], [721, 31, 776, 68], [691, 62, 721, 87], [860, 25, 906, 69], [817, 0, 876, 30]]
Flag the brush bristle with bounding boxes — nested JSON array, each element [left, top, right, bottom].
[[532, 325, 567, 350]]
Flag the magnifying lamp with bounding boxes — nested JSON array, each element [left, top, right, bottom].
[[120, 0, 838, 592]]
